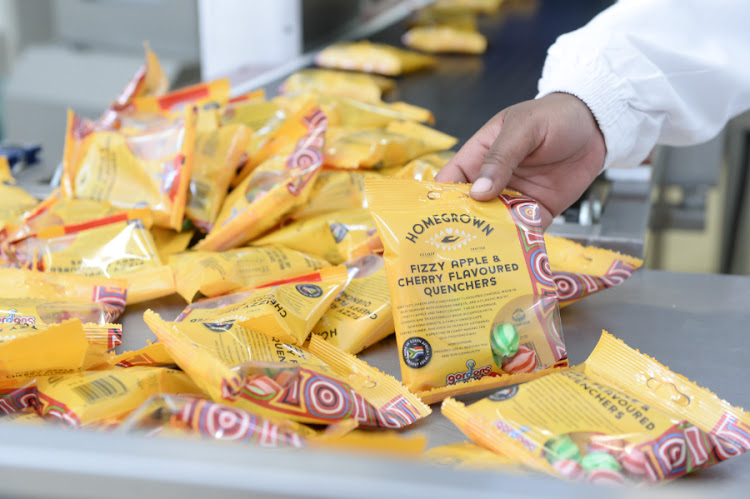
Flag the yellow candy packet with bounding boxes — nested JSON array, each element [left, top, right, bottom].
[[99, 43, 169, 128], [109, 342, 175, 368], [174, 266, 348, 346], [169, 245, 329, 303], [62, 107, 198, 230], [0, 157, 38, 225], [145, 310, 430, 427], [367, 178, 567, 402], [443, 332, 750, 485], [150, 226, 194, 263], [120, 394, 311, 445], [124, 78, 230, 120], [222, 97, 282, 133], [431, 0, 503, 15], [251, 209, 378, 265], [312, 255, 394, 354], [325, 121, 456, 169], [410, 8, 479, 30], [36, 367, 201, 427], [9, 210, 174, 304], [274, 91, 434, 128], [402, 25, 488, 54], [422, 442, 525, 472], [394, 151, 455, 181], [281, 69, 394, 103], [290, 170, 378, 221], [187, 111, 252, 231], [544, 235, 643, 308], [0, 319, 89, 383], [315, 41, 437, 76], [196, 106, 328, 251]]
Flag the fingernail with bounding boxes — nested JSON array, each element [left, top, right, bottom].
[[471, 177, 493, 194]]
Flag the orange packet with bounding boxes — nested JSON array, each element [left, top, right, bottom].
[[174, 266, 348, 346], [36, 366, 201, 427], [325, 121, 456, 169], [544, 235, 643, 308], [251, 209, 377, 265], [403, 26, 487, 54], [367, 178, 566, 402], [315, 41, 437, 76], [196, 105, 327, 251], [169, 245, 329, 303], [187, 110, 252, 231], [125, 78, 230, 119], [144, 311, 430, 428], [9, 210, 173, 304], [443, 332, 750, 485], [281, 69, 394, 103], [312, 255, 394, 354], [62, 107, 198, 230]]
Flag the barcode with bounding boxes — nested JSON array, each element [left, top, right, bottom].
[[522, 342, 542, 370], [71, 375, 128, 403]]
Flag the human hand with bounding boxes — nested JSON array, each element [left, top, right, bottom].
[[435, 92, 606, 228]]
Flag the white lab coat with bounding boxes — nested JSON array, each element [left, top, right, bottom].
[[537, 0, 750, 169]]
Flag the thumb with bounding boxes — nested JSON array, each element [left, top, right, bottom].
[[469, 110, 545, 201]]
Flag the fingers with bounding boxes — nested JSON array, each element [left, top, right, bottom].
[[469, 108, 545, 201], [435, 113, 504, 184]]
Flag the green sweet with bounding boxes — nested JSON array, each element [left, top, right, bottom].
[[490, 323, 520, 360], [545, 435, 582, 464], [581, 451, 622, 472]]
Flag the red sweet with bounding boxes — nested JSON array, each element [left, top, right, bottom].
[[245, 374, 282, 396], [586, 468, 625, 486], [501, 346, 537, 374], [553, 458, 584, 481], [588, 433, 626, 457], [620, 446, 648, 476]]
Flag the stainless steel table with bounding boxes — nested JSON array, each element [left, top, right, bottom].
[[2, 270, 745, 498]]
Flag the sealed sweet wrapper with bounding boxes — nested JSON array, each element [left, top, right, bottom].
[[394, 151, 455, 181], [422, 442, 525, 472], [169, 245, 329, 303], [150, 226, 194, 263], [290, 170, 378, 221], [120, 394, 309, 446], [0, 157, 38, 224], [367, 178, 567, 402], [196, 106, 328, 251], [403, 26, 487, 54], [99, 43, 169, 128], [544, 235, 643, 308], [9, 210, 174, 304], [280, 69, 394, 103], [410, 8, 479, 31], [109, 342, 175, 368], [186, 113, 252, 231], [274, 91, 434, 128], [35, 366, 201, 427], [0, 319, 89, 383], [230, 100, 321, 188], [443, 332, 750, 485], [4, 194, 130, 244], [145, 310, 430, 427], [311, 254, 394, 354], [221, 98, 282, 132], [0, 268, 127, 318], [315, 41, 437, 76], [251, 209, 377, 266], [325, 121, 457, 169], [62, 106, 198, 230], [124, 78, 230, 120], [173, 266, 348, 346], [0, 298, 121, 333]]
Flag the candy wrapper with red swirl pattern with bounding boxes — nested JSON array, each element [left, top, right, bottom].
[[443, 332, 750, 486]]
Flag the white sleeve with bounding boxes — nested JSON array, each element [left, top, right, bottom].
[[536, 0, 750, 169]]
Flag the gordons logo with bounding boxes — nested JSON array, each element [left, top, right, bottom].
[[405, 213, 494, 244]]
